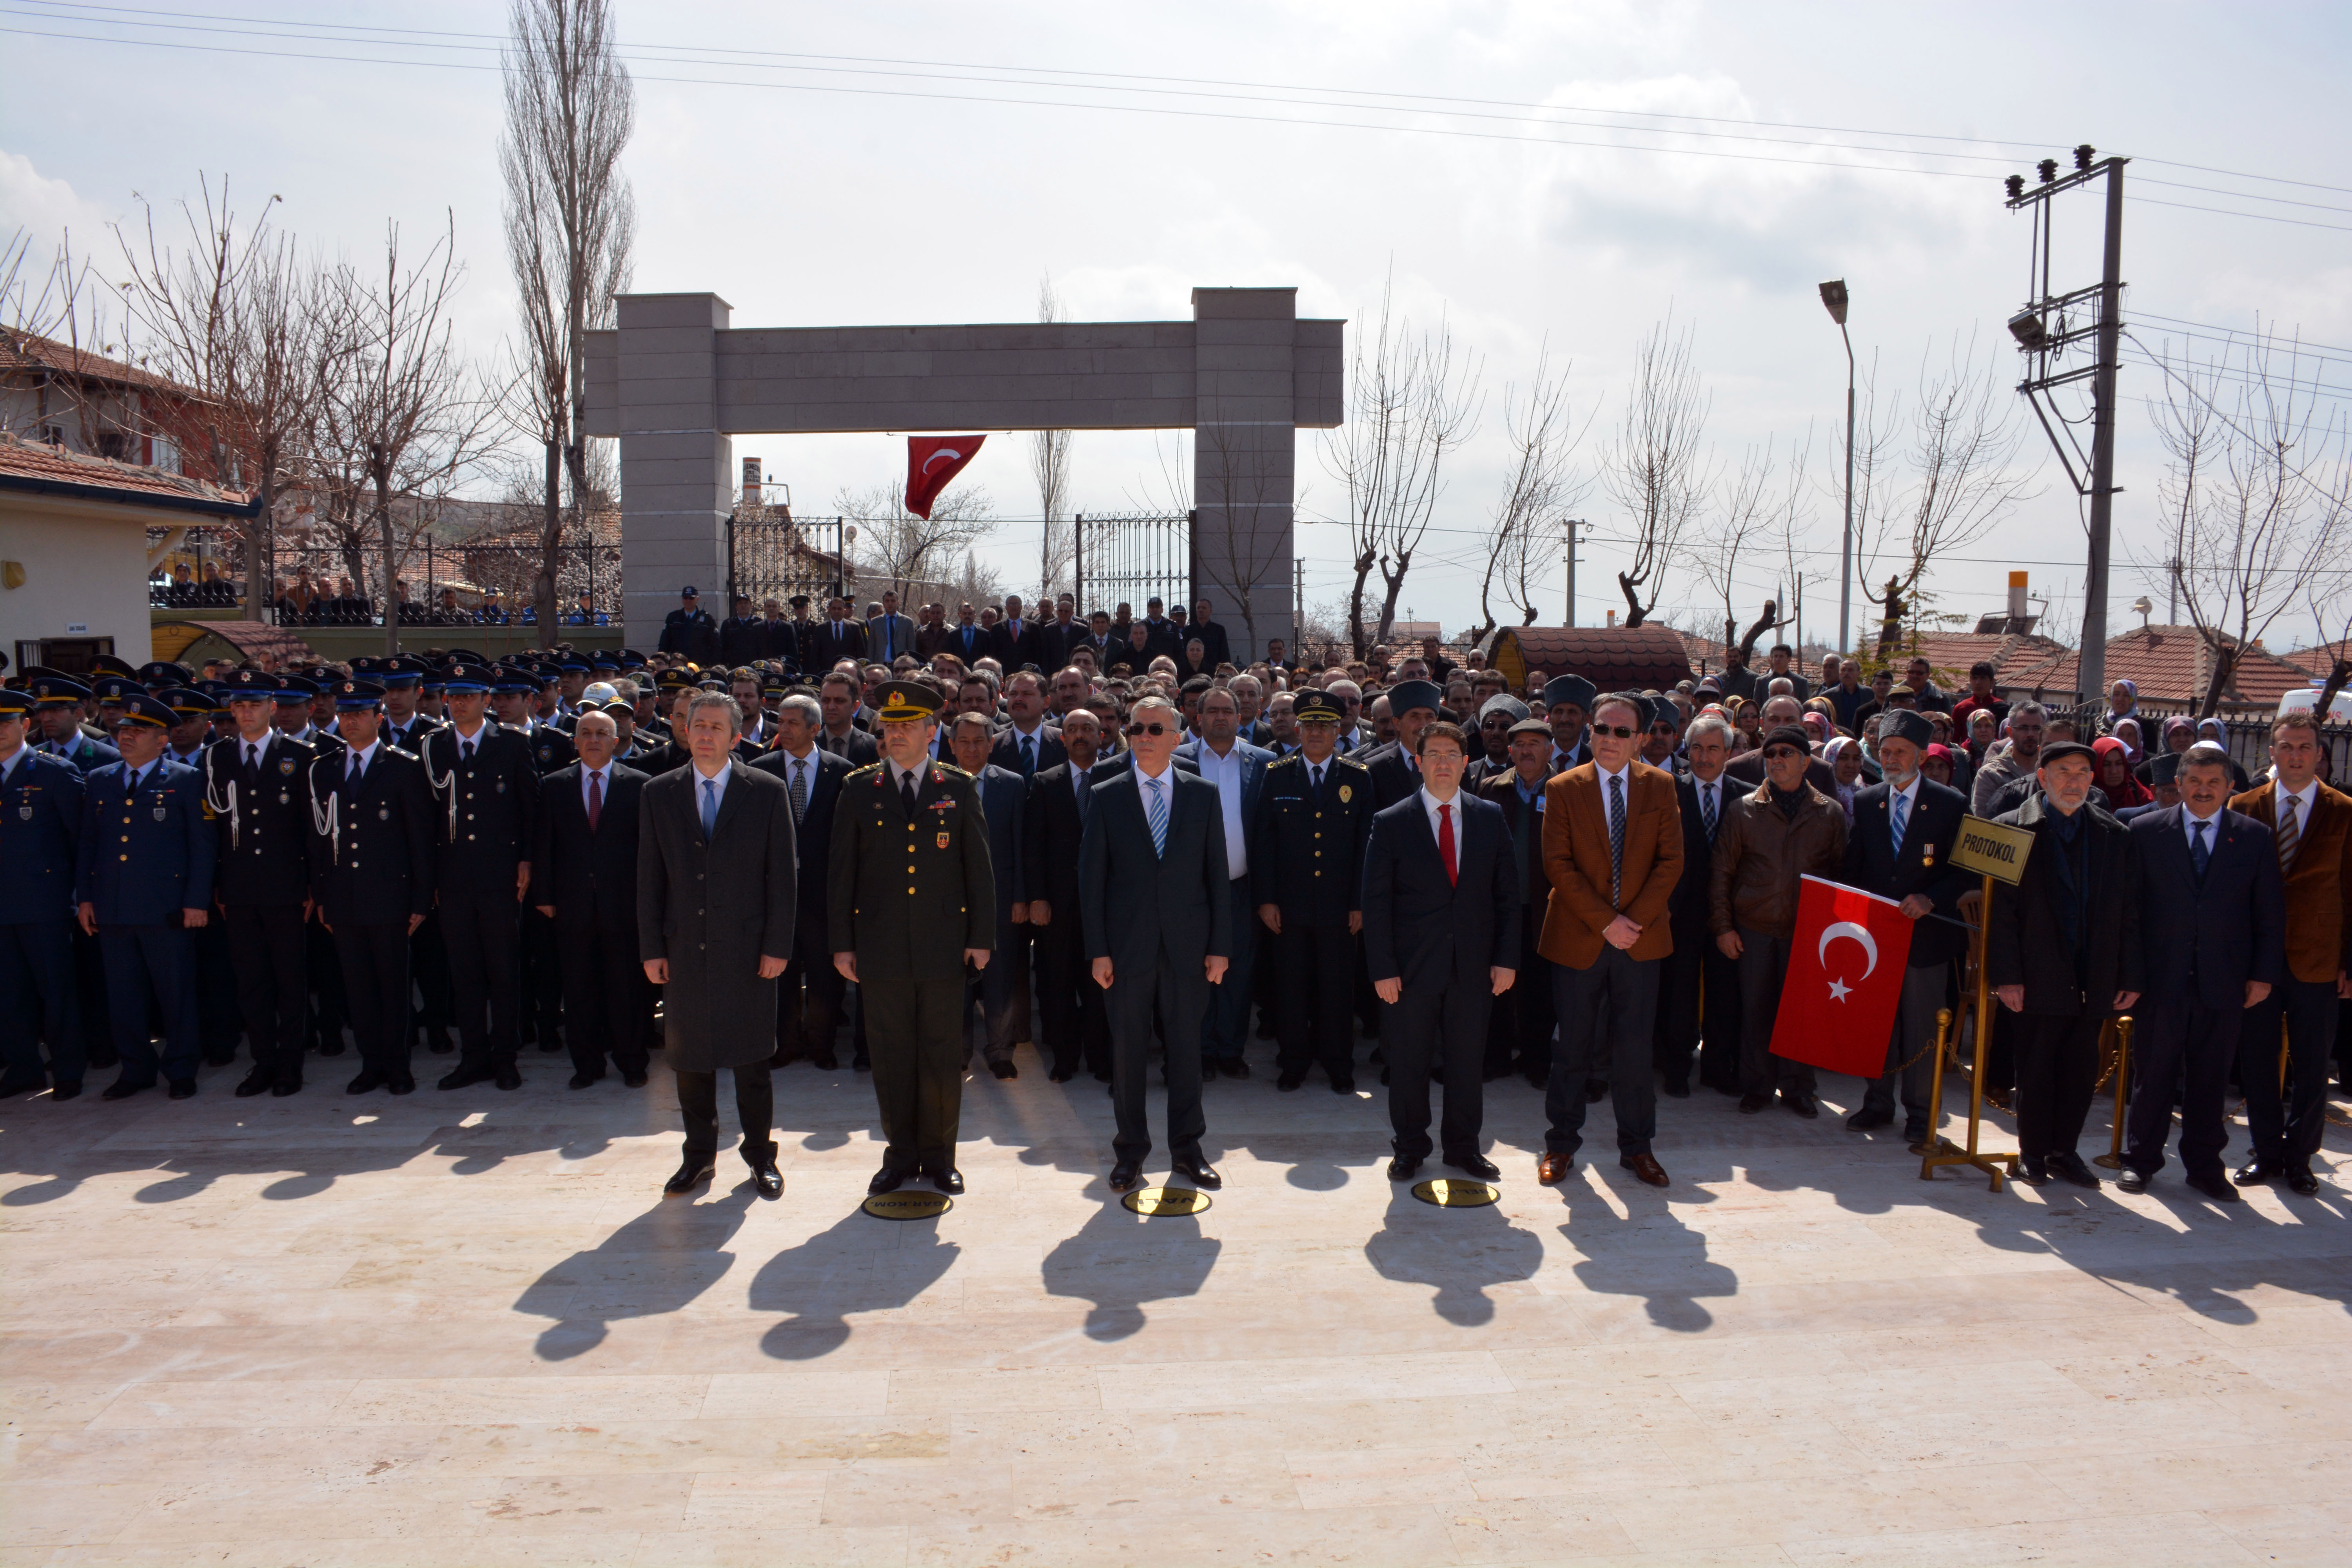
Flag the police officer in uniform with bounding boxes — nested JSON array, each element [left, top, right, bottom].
[[76, 693, 216, 1099], [158, 686, 241, 1063], [829, 681, 996, 1196], [1249, 690, 1375, 1091], [29, 675, 122, 773], [421, 663, 540, 1091], [491, 665, 570, 1054], [308, 680, 436, 1094], [380, 656, 440, 751], [204, 669, 318, 1096], [0, 686, 87, 1098]]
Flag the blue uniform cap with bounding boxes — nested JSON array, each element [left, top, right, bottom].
[[380, 657, 426, 688], [590, 650, 621, 673], [116, 693, 176, 730], [443, 664, 495, 694], [156, 686, 218, 720], [489, 667, 536, 695], [28, 674, 93, 707], [92, 676, 142, 705], [272, 675, 318, 704], [333, 680, 386, 711], [555, 653, 592, 675], [614, 648, 647, 670], [138, 660, 193, 687]]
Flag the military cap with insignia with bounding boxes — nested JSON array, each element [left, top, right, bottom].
[[442, 662, 495, 693], [445, 648, 488, 664], [555, 651, 592, 675], [654, 667, 698, 694], [590, 650, 621, 673], [614, 647, 648, 671], [114, 692, 177, 730], [272, 673, 318, 705], [380, 656, 426, 687], [1292, 690, 1345, 723], [156, 686, 218, 720], [1543, 674, 1597, 711], [875, 679, 944, 722], [349, 657, 381, 677], [138, 659, 193, 687], [489, 665, 536, 695], [29, 673, 92, 707], [92, 675, 142, 705], [333, 679, 386, 710], [0, 686, 29, 717], [91, 653, 140, 679]]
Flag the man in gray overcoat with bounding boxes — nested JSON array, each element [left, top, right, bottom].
[[639, 691, 798, 1198]]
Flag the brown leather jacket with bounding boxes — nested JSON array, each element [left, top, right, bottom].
[[1709, 781, 1849, 938]]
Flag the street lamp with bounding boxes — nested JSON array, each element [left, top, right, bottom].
[[1819, 279, 1855, 660]]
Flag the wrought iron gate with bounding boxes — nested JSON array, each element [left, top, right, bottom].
[[1073, 510, 1193, 618], [727, 512, 849, 612]]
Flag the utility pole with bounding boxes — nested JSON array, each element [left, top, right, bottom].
[[1818, 281, 1856, 658], [1293, 556, 1304, 653], [1563, 517, 1586, 626], [2006, 145, 2127, 710]]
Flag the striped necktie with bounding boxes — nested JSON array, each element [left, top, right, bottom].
[[1146, 775, 1169, 858], [1890, 790, 1909, 858], [1607, 773, 1626, 908], [2277, 793, 2302, 873]]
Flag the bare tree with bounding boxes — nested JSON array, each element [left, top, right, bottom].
[[1030, 273, 1074, 600], [1477, 345, 1590, 638], [1685, 434, 1809, 662], [314, 214, 499, 653], [501, 0, 635, 642], [1599, 319, 1711, 628], [835, 479, 998, 604], [1323, 274, 1481, 654], [115, 177, 322, 623], [2152, 328, 2352, 716], [1853, 334, 2038, 659]]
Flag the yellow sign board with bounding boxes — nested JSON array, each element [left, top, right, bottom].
[[1122, 1185, 1212, 1217], [1951, 815, 2035, 885], [1410, 1178, 1501, 1208], [862, 1190, 952, 1221]]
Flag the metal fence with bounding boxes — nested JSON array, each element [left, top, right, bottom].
[[148, 527, 619, 630], [1074, 510, 1192, 622], [727, 512, 849, 612]]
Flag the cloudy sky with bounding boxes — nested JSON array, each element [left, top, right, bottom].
[[5, 1, 2347, 651]]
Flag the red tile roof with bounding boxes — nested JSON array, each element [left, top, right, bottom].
[[0, 430, 256, 515], [1478, 623, 1695, 690], [0, 328, 198, 399]]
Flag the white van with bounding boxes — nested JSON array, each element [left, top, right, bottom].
[[2278, 684, 2352, 722]]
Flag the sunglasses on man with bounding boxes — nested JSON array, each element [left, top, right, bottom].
[[1590, 723, 1641, 740], [1761, 745, 1804, 761], [1125, 721, 1172, 737]]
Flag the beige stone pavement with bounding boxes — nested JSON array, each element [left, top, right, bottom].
[[4, 1044, 2348, 1567]]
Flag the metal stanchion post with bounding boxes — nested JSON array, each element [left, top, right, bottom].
[[1920, 870, 2019, 1191], [2095, 1014, 2132, 1169]]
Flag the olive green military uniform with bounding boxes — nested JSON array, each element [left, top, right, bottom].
[[829, 757, 996, 1176]]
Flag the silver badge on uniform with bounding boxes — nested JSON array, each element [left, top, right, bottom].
[[279, 792, 291, 805], [379, 806, 390, 820], [154, 805, 168, 822], [16, 806, 29, 820]]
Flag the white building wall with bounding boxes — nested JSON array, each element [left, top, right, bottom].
[[0, 498, 155, 668]]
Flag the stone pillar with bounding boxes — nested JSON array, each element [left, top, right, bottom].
[[1192, 288, 1298, 662], [615, 292, 733, 643]]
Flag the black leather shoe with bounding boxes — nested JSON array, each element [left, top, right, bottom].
[[1172, 1158, 1221, 1190], [931, 1167, 965, 1195], [1107, 1162, 1141, 1193], [100, 1079, 150, 1101], [315, 1038, 345, 1057], [2232, 1160, 2278, 1186], [167, 1078, 197, 1100], [2286, 1167, 2320, 1196], [1846, 1107, 1894, 1131], [1738, 1092, 1772, 1114], [50, 1081, 82, 1102], [495, 1066, 522, 1091], [426, 1033, 455, 1055], [1446, 1153, 1502, 1181], [622, 1071, 648, 1088], [1222, 1059, 1250, 1080], [271, 1078, 302, 1097], [1277, 1071, 1304, 1091], [1783, 1091, 1819, 1119], [388, 1074, 416, 1095], [664, 1160, 715, 1196], [2047, 1151, 2102, 1188], [1585, 1078, 1608, 1103], [1049, 1067, 1075, 1083], [2014, 1157, 2051, 1186], [852, 1049, 871, 1073], [1328, 1074, 1356, 1094], [1387, 1156, 1423, 1181], [868, 1165, 905, 1196], [437, 1065, 491, 1091], [989, 1060, 1016, 1080], [1902, 1120, 1930, 1147], [811, 1050, 839, 1070], [346, 1069, 385, 1095], [568, 1071, 604, 1090], [2185, 1171, 2241, 1203], [234, 1069, 274, 1098], [751, 1163, 783, 1200], [2116, 1167, 2152, 1194], [1661, 1078, 1691, 1099]]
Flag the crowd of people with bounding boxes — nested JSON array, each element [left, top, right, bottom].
[[3, 590, 2345, 1207]]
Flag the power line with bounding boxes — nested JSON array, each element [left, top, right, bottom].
[[2132, 311, 2352, 362]]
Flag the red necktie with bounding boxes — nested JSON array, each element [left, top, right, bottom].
[[587, 769, 603, 831], [1438, 802, 1457, 886]]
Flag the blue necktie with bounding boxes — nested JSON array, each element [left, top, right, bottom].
[[701, 778, 719, 839], [1607, 773, 1626, 908], [2190, 818, 2210, 879], [1020, 734, 1036, 777], [1890, 791, 1909, 858], [1146, 776, 1168, 858]]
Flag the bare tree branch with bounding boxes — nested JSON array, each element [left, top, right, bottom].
[[1030, 272, 1074, 601], [1479, 343, 1590, 638], [1599, 318, 1711, 628]]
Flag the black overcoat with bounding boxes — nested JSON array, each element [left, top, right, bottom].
[[636, 760, 797, 1070]]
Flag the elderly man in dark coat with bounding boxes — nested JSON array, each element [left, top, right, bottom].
[[638, 691, 798, 1200]]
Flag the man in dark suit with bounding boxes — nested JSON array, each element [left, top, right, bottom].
[[948, 711, 1030, 1078], [1038, 597, 1086, 671], [203, 669, 316, 1097], [2120, 742, 2285, 1200], [815, 671, 881, 766], [914, 602, 952, 663], [1838, 710, 1971, 1144], [1361, 721, 1518, 1181], [1480, 715, 1561, 1086], [0, 688, 87, 1099], [1025, 708, 1112, 1082], [866, 590, 918, 666], [1250, 692, 1373, 1091], [420, 664, 541, 1092], [639, 691, 798, 1200], [751, 692, 852, 1070], [804, 597, 867, 671], [657, 586, 719, 664], [1079, 693, 1234, 1192], [719, 594, 768, 666], [1363, 680, 1443, 810], [942, 603, 991, 667], [989, 670, 1065, 779], [1986, 741, 2144, 1190], [307, 681, 436, 1096], [534, 709, 651, 1089], [984, 594, 1037, 671], [1189, 599, 1234, 670], [1176, 685, 1274, 1076]]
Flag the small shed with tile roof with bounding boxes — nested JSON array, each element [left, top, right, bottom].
[[1477, 623, 1695, 693]]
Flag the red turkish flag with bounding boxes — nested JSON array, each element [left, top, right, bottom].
[[904, 435, 985, 520], [1768, 874, 1916, 1078]]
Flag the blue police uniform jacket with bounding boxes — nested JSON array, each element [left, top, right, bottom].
[[41, 731, 121, 775], [1, 749, 85, 923], [73, 757, 217, 924]]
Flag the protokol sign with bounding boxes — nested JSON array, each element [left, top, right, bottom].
[[1951, 815, 2035, 886], [862, 1190, 952, 1221], [1122, 1185, 1211, 1216], [1411, 1178, 1500, 1208]]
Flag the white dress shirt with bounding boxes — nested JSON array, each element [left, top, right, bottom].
[[2183, 802, 2225, 855], [343, 738, 381, 780], [580, 761, 612, 815], [1594, 759, 1632, 839], [1194, 740, 1249, 880], [690, 757, 732, 817], [2277, 779, 2318, 846], [1690, 769, 1726, 833], [449, 717, 490, 759]]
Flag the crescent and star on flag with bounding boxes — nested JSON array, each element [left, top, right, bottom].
[[1817, 920, 1879, 1004]]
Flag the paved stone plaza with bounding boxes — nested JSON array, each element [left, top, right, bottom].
[[4, 1050, 2348, 1566]]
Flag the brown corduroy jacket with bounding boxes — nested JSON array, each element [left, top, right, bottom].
[[2229, 778, 2352, 984], [1537, 760, 1683, 969], [1709, 781, 1850, 939]]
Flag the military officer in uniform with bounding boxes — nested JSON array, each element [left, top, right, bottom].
[[1249, 690, 1375, 1091], [76, 693, 217, 1100], [308, 680, 436, 1094], [203, 669, 318, 1096], [491, 665, 571, 1054], [380, 656, 440, 750], [421, 663, 540, 1091], [829, 681, 996, 1196], [0, 687, 88, 1098], [30, 675, 122, 773]]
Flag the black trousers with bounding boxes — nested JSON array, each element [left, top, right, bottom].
[[972, 916, 1032, 1062], [410, 908, 454, 1048], [1381, 971, 1491, 1163], [1735, 928, 1815, 1096], [1862, 962, 1947, 1122], [2015, 1009, 2109, 1163], [71, 923, 114, 1067], [1655, 925, 1740, 1090], [520, 905, 563, 1049], [222, 902, 308, 1079], [556, 918, 650, 1077], [305, 915, 348, 1050], [1273, 920, 1357, 1080], [99, 925, 200, 1086], [776, 918, 844, 1063], [1546, 948, 1661, 1158], [1108, 948, 1210, 1166], [440, 887, 523, 1070], [1033, 909, 1109, 1077], [2241, 976, 2337, 1174], [676, 1063, 774, 1164], [2128, 999, 2241, 1179], [0, 920, 84, 1088], [865, 975, 967, 1173], [194, 917, 240, 1059], [334, 922, 412, 1073], [1486, 917, 1554, 1077]]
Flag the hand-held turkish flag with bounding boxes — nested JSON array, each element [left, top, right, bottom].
[[1768, 874, 1916, 1078], [905, 435, 985, 520]]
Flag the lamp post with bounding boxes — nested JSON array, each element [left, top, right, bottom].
[[1819, 279, 1855, 660]]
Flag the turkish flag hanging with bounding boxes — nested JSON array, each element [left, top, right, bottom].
[[1768, 874, 1916, 1078], [904, 434, 986, 520]]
